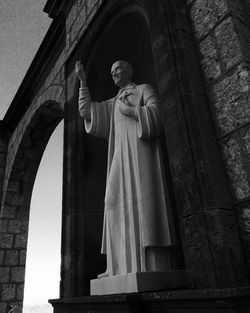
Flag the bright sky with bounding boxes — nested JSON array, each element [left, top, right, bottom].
[[0, 0, 63, 307], [0, 0, 51, 117]]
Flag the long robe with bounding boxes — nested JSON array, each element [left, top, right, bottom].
[[79, 83, 176, 276]]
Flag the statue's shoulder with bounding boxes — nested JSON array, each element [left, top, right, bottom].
[[135, 84, 155, 96], [135, 83, 154, 91]]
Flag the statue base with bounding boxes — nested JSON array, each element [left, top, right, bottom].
[[90, 270, 187, 295]]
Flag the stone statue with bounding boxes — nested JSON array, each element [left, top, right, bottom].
[[75, 60, 176, 280]]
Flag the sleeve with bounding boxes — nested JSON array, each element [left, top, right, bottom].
[[136, 84, 162, 139], [78, 87, 113, 140]]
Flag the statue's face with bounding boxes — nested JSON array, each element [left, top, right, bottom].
[[111, 61, 131, 88]]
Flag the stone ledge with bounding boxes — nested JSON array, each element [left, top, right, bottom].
[[49, 287, 250, 313], [91, 271, 187, 295]]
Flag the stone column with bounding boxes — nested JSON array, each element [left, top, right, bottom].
[[144, 0, 249, 288]]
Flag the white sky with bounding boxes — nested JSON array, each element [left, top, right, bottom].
[[0, 0, 63, 306]]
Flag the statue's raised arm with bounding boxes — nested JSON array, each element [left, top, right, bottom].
[[75, 60, 91, 120]]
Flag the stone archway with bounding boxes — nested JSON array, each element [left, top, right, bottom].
[[0, 87, 64, 312]]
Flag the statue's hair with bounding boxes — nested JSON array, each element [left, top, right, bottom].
[[113, 60, 134, 78]]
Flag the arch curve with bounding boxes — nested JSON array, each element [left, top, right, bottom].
[[2, 99, 63, 216]]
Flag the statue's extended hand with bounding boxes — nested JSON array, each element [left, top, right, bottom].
[[75, 60, 87, 84]]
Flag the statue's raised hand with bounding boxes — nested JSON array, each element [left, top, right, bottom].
[[75, 60, 87, 85]]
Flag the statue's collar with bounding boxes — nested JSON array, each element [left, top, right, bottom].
[[116, 83, 137, 97]]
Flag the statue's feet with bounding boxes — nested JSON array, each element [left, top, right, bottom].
[[97, 271, 110, 279]]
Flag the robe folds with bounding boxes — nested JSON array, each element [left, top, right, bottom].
[[79, 83, 176, 276]]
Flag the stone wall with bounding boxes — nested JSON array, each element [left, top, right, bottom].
[[188, 0, 250, 269], [66, 0, 104, 56], [0, 48, 65, 313]]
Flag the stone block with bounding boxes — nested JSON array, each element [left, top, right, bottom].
[[4, 193, 24, 206], [181, 213, 217, 288], [204, 208, 248, 286], [0, 303, 7, 313], [222, 137, 250, 201], [16, 284, 24, 300], [2, 284, 15, 301], [190, 0, 228, 39], [1, 205, 17, 219], [0, 234, 14, 248], [0, 267, 10, 283], [0, 220, 8, 233], [6, 181, 19, 193], [19, 250, 26, 265], [200, 33, 221, 82], [234, 19, 250, 64], [243, 128, 250, 154], [215, 17, 241, 70], [15, 235, 27, 248], [9, 220, 28, 234], [0, 251, 4, 264], [8, 220, 22, 234], [237, 206, 250, 269], [11, 267, 25, 283], [211, 65, 250, 135], [5, 250, 19, 266]]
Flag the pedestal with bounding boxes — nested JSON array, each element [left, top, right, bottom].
[[90, 270, 187, 295]]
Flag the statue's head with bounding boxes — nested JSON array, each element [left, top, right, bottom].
[[111, 60, 133, 88]]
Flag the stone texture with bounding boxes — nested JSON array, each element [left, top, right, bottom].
[[16, 284, 24, 300], [0, 304, 7, 313], [8, 220, 22, 234], [0, 205, 17, 219], [19, 250, 26, 265], [0, 220, 8, 233], [9, 221, 28, 234], [0, 267, 10, 283], [5, 250, 19, 266], [0, 251, 4, 265], [0, 234, 13, 248], [11, 267, 25, 283], [190, 0, 228, 39], [204, 208, 248, 286], [181, 213, 216, 288], [215, 17, 241, 70], [211, 65, 250, 135], [243, 128, 250, 154], [14, 235, 27, 248], [222, 137, 250, 200], [200, 34, 221, 82], [237, 206, 250, 269], [2, 284, 15, 301]]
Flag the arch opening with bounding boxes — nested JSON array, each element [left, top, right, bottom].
[[0, 99, 64, 310], [23, 121, 63, 311]]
